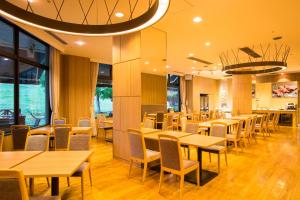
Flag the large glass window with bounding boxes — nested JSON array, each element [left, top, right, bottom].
[[0, 18, 50, 130], [0, 56, 15, 127], [167, 75, 180, 112], [94, 64, 112, 116]]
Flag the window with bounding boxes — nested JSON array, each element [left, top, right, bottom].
[[167, 75, 180, 112], [94, 64, 112, 116], [0, 17, 50, 130]]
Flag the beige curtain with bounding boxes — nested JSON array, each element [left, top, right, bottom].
[[180, 76, 186, 113], [90, 62, 99, 136], [49, 47, 61, 125]]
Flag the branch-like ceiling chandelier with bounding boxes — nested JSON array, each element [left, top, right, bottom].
[[220, 43, 290, 75], [0, 0, 170, 36]]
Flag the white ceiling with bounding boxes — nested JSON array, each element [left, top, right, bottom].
[[5, 0, 300, 79]]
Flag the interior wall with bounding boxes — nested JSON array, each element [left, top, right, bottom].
[[218, 78, 232, 109], [59, 55, 92, 126], [192, 76, 219, 112]]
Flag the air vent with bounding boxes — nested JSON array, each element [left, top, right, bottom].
[[239, 47, 261, 58], [273, 36, 282, 40], [187, 56, 213, 65], [45, 31, 68, 45]]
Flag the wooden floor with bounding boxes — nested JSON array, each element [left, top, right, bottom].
[[32, 127, 300, 200]]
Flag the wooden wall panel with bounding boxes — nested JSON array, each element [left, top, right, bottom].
[[141, 73, 167, 105], [232, 75, 252, 115]]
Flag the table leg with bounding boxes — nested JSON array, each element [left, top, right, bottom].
[[29, 178, 34, 196], [51, 177, 59, 196]]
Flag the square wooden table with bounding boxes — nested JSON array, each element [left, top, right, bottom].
[[13, 151, 93, 196], [37, 126, 92, 137], [144, 131, 193, 140], [198, 119, 239, 128], [179, 134, 226, 186], [0, 151, 42, 169]]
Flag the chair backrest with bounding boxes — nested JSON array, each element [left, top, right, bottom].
[[0, 131, 4, 152], [0, 170, 29, 200], [25, 130, 50, 151], [180, 117, 187, 132], [54, 124, 72, 150], [274, 113, 280, 125], [244, 118, 252, 136], [156, 112, 165, 123], [158, 134, 182, 171], [143, 118, 154, 129], [53, 118, 66, 125], [127, 129, 145, 160], [210, 122, 227, 146], [236, 120, 243, 139], [251, 117, 257, 132], [167, 114, 174, 126], [69, 131, 91, 151], [78, 118, 91, 127], [11, 125, 30, 150], [185, 122, 199, 134]]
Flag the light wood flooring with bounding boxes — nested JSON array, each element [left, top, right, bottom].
[[32, 127, 300, 200]]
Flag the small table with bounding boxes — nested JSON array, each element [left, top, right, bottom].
[[13, 151, 93, 196], [0, 151, 42, 169], [180, 134, 226, 186], [198, 119, 239, 128]]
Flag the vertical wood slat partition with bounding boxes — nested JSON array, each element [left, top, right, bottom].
[[113, 32, 142, 160], [60, 55, 92, 126]]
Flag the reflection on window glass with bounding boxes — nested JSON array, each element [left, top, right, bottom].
[[0, 56, 15, 127], [0, 20, 14, 53], [19, 63, 48, 127], [19, 32, 49, 66], [94, 87, 112, 116], [167, 87, 180, 112]]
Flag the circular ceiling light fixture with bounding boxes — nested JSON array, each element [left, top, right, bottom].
[[221, 43, 290, 75], [0, 0, 170, 36]]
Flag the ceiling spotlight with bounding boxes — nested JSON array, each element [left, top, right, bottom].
[[166, 65, 171, 69], [188, 53, 194, 57], [115, 12, 124, 18], [193, 61, 197, 63], [75, 40, 85, 46], [3, 58, 9, 61], [191, 67, 195, 69], [193, 16, 202, 23], [153, 68, 157, 72], [144, 61, 150, 65], [205, 42, 211, 46]]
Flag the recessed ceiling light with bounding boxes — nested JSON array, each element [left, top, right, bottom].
[[191, 67, 195, 69], [193, 61, 197, 63], [153, 68, 157, 72], [217, 63, 222, 66], [188, 53, 194, 57], [144, 61, 150, 65], [205, 42, 211, 46], [166, 65, 171, 69], [3, 58, 9, 61], [115, 12, 124, 18], [75, 40, 85, 46], [193, 16, 202, 23]]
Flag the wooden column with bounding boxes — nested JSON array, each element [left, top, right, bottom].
[[232, 75, 252, 115], [112, 32, 141, 160]]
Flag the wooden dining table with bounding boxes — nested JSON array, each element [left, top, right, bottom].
[[198, 119, 239, 128], [144, 130, 193, 140], [13, 151, 93, 196], [0, 151, 42, 169]]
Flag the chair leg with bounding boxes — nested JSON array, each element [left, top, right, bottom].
[[209, 153, 211, 162], [218, 153, 220, 174], [142, 162, 148, 184], [46, 177, 50, 187], [128, 160, 133, 178], [158, 170, 164, 193], [67, 177, 70, 187], [234, 141, 237, 150], [179, 174, 184, 199], [88, 167, 93, 187], [81, 175, 84, 200]]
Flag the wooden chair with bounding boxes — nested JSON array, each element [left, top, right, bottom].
[[180, 117, 187, 132], [0, 169, 60, 200], [143, 118, 155, 129], [267, 113, 279, 133], [158, 134, 199, 198], [263, 114, 271, 136], [185, 122, 200, 134], [127, 129, 160, 183], [78, 118, 91, 127], [255, 114, 267, 137], [53, 117, 67, 125], [227, 120, 244, 151], [203, 122, 228, 173], [241, 118, 252, 146], [54, 124, 72, 151], [11, 125, 30, 150], [274, 113, 280, 131], [68, 131, 92, 200], [155, 112, 165, 129], [250, 116, 258, 143], [25, 130, 51, 189], [166, 114, 174, 130], [0, 131, 4, 152]]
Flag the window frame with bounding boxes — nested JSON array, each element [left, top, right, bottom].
[[0, 16, 50, 129]]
